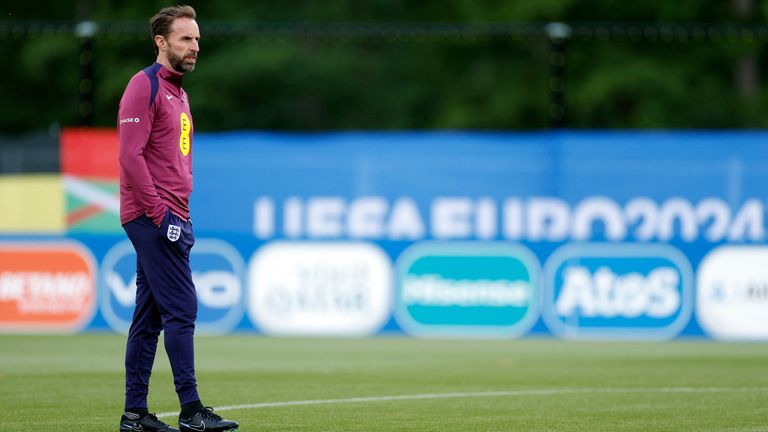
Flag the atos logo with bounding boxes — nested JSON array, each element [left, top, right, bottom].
[[100, 239, 245, 334], [542, 243, 693, 340]]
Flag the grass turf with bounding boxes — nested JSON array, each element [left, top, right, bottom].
[[1, 334, 767, 431]]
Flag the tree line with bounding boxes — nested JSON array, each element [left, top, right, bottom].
[[2, 0, 767, 133]]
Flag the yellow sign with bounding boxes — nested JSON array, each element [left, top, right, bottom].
[[0, 175, 65, 233]]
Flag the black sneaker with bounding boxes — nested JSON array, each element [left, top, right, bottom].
[[120, 412, 180, 432], [179, 407, 239, 432]]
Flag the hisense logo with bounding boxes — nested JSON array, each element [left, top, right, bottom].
[[402, 274, 530, 307], [394, 242, 540, 338]]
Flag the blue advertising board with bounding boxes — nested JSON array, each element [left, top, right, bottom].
[[4, 131, 768, 340], [542, 243, 694, 340]]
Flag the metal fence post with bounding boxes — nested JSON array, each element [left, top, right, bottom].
[[76, 21, 98, 126], [545, 23, 571, 129]]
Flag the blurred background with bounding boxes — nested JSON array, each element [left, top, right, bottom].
[[5, 0, 768, 135], [2, 1, 768, 341]]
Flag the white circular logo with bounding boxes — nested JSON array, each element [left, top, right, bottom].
[[248, 242, 392, 336], [697, 246, 768, 340]]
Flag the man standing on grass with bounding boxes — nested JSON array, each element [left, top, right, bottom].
[[117, 5, 238, 432]]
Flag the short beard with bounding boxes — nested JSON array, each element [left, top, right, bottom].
[[168, 51, 196, 73]]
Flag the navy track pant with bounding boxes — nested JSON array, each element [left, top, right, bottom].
[[123, 210, 199, 409]]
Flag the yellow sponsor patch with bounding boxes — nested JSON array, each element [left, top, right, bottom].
[[179, 112, 191, 156]]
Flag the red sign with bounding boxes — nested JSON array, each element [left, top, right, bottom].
[[60, 128, 119, 180]]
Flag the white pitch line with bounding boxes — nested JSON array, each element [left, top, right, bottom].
[[155, 386, 768, 418]]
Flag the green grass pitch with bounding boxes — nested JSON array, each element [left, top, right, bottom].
[[1, 334, 767, 431]]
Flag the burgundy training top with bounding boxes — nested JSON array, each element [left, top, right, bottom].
[[118, 62, 194, 226]]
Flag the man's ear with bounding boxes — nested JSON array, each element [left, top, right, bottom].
[[155, 35, 166, 52]]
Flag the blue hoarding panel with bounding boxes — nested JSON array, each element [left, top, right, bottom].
[[4, 131, 768, 339]]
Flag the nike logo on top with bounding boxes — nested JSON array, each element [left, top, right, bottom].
[[167, 95, 173, 100], [180, 420, 205, 431]]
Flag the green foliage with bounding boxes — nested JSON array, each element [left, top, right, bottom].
[[1, 35, 80, 131], [2, 1, 768, 132]]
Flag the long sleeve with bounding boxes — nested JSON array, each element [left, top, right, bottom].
[[118, 73, 167, 225]]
